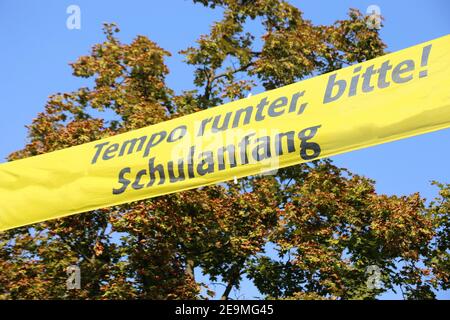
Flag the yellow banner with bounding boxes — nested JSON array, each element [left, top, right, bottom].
[[1, 34, 450, 231]]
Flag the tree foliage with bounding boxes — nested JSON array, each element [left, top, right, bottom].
[[0, 0, 448, 299]]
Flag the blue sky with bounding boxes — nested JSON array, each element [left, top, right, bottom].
[[0, 0, 449, 299]]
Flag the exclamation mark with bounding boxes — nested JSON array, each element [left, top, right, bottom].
[[419, 44, 432, 78]]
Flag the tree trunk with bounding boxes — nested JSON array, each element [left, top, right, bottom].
[[221, 281, 234, 300], [186, 258, 195, 281]]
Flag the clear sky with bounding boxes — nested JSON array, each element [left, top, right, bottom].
[[0, 0, 449, 299]]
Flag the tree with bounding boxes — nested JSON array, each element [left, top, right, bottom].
[[0, 0, 448, 299]]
